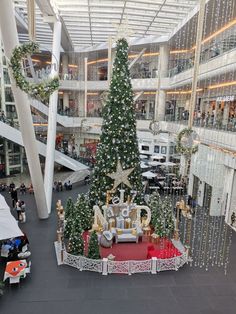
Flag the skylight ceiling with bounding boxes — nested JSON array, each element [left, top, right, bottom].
[[14, 0, 199, 50], [56, 0, 199, 48]]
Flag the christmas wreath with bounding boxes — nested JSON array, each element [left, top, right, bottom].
[[176, 128, 198, 156], [149, 120, 160, 135], [10, 42, 59, 103]]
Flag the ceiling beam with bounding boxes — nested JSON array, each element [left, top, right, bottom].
[[35, 0, 73, 51]]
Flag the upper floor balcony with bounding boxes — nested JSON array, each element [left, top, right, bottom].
[[59, 47, 236, 92]]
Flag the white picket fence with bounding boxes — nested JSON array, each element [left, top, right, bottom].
[[54, 241, 188, 275]]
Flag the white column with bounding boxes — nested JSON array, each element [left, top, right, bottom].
[[4, 140, 10, 176], [44, 20, 62, 214], [0, 0, 48, 218], [155, 44, 169, 121], [223, 102, 229, 126], [84, 57, 88, 117], [107, 36, 113, 84], [145, 102, 150, 120], [62, 54, 68, 79], [63, 92, 69, 110], [166, 133, 171, 162], [188, 0, 206, 128]]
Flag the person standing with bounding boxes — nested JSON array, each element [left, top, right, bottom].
[[15, 200, 22, 221], [20, 200, 26, 223], [10, 188, 18, 208]]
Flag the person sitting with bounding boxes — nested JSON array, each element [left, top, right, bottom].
[[7, 245, 20, 261], [53, 181, 57, 191], [20, 183, 26, 194], [64, 180, 72, 190], [84, 175, 90, 185], [56, 181, 63, 192], [28, 183, 34, 194]]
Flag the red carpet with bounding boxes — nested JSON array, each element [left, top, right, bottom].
[[83, 232, 182, 261]]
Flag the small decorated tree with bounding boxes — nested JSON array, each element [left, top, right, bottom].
[[65, 197, 75, 220], [87, 230, 100, 259], [154, 196, 174, 238], [68, 228, 84, 256], [64, 197, 76, 238], [75, 194, 93, 230], [148, 192, 161, 227]]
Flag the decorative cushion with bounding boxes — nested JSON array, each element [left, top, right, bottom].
[[117, 228, 123, 235], [131, 229, 137, 236]]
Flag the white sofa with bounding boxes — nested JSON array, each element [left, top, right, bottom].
[[114, 227, 143, 243]]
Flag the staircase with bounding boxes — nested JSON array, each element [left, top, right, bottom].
[[0, 121, 89, 172]]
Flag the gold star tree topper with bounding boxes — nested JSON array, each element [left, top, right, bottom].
[[107, 160, 134, 190]]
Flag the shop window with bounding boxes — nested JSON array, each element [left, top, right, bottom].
[[141, 145, 149, 151], [154, 145, 160, 153], [161, 146, 167, 154], [169, 146, 174, 154]]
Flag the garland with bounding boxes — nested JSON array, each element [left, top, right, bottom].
[[149, 120, 160, 135], [176, 128, 198, 156], [10, 42, 59, 103]]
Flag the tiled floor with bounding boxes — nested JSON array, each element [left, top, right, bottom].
[[0, 184, 236, 314]]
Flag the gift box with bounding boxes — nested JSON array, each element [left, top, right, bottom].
[[124, 218, 131, 229], [108, 218, 116, 229]]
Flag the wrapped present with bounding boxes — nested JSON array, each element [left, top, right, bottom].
[[125, 217, 131, 229], [151, 233, 160, 244], [109, 218, 116, 229]]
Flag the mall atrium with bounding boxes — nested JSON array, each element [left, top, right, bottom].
[[0, 0, 236, 313]]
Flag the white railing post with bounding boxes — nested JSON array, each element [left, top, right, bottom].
[[79, 256, 83, 271], [151, 257, 157, 274], [175, 257, 179, 271], [128, 261, 132, 275], [102, 258, 108, 275]]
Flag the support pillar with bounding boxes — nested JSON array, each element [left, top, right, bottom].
[[62, 54, 68, 80], [0, 0, 48, 218], [155, 44, 169, 121], [84, 57, 88, 117], [107, 36, 113, 84], [63, 92, 69, 111], [4, 140, 10, 176], [44, 20, 62, 214]]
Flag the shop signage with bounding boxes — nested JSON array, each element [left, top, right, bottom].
[[216, 95, 235, 102]]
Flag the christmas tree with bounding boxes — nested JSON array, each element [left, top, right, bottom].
[[64, 197, 75, 239], [89, 38, 142, 205], [87, 230, 100, 259], [65, 197, 74, 220], [75, 193, 92, 231], [153, 196, 174, 238], [67, 226, 84, 256], [148, 192, 161, 227]]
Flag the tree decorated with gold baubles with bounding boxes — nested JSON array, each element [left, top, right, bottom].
[[87, 230, 100, 259], [148, 192, 161, 227], [89, 38, 142, 205], [64, 197, 75, 239], [75, 193, 93, 231], [67, 221, 84, 256], [154, 196, 175, 238]]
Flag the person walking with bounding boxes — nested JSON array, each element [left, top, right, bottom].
[[10, 188, 18, 208]]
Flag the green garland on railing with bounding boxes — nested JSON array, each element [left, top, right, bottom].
[[10, 41, 59, 103], [176, 128, 198, 156]]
